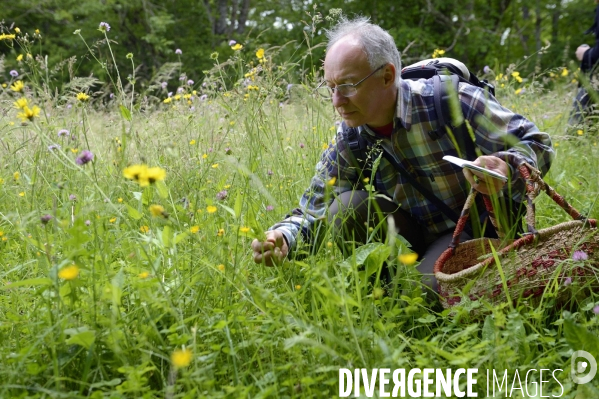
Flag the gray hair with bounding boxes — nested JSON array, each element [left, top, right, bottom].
[[325, 16, 402, 85]]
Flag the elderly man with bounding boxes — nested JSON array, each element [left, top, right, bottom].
[[251, 17, 554, 293]]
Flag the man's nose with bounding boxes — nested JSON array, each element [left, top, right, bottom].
[[331, 89, 348, 107]]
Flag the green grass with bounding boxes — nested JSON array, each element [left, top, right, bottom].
[[1, 28, 599, 399]]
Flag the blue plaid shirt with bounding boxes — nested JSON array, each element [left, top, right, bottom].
[[270, 78, 554, 251]]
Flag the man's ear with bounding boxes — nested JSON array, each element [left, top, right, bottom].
[[383, 64, 396, 87]]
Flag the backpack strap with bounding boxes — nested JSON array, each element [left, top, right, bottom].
[[342, 125, 377, 188]]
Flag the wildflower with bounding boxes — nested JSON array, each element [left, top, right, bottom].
[[69, 194, 77, 201], [149, 204, 165, 217], [48, 144, 60, 151], [17, 106, 41, 122], [10, 81, 24, 92], [19, 192, 25, 197], [483, 65, 491, 74], [76, 150, 94, 165], [190, 225, 200, 233], [71, 148, 79, 153], [171, 348, 192, 368], [138, 271, 149, 278], [398, 252, 419, 266], [217, 264, 225, 271], [572, 250, 588, 261], [163, 97, 172, 104], [146, 167, 166, 185], [189, 139, 196, 145], [267, 169, 273, 176], [123, 164, 166, 187], [76, 92, 90, 102], [561, 68, 569, 77], [14, 27, 20, 34], [109, 217, 117, 223], [231, 43, 243, 51], [58, 265, 80, 280], [41, 214, 53, 224], [202, 154, 208, 159], [295, 285, 301, 290], [187, 79, 194, 85], [13, 98, 28, 109], [577, 130, 583, 136], [14, 172, 20, 180], [206, 205, 217, 214], [594, 305, 599, 315], [175, 48, 182, 55], [58, 129, 70, 137], [432, 48, 445, 58], [239, 226, 250, 233], [299, 143, 305, 149], [35, 29, 40, 34], [140, 225, 149, 233], [327, 176, 337, 186], [85, 220, 91, 226], [228, 40, 237, 46], [211, 163, 219, 169], [126, 53, 133, 59], [200, 94, 208, 101], [217, 228, 225, 237], [9, 70, 18, 77], [117, 198, 123, 203], [256, 48, 265, 59], [216, 190, 228, 201], [16, 54, 23, 62], [0, 34, 16, 41], [564, 277, 572, 286], [515, 88, 522, 95], [266, 205, 274, 211], [99, 22, 111, 32]]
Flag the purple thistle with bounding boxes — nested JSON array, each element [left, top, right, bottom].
[[216, 190, 228, 201], [594, 305, 599, 315], [41, 214, 53, 224], [299, 143, 305, 149], [228, 40, 237, 46], [76, 150, 94, 165], [48, 144, 60, 151], [58, 129, 69, 137], [224, 147, 232, 155], [175, 48, 182, 55], [266, 205, 274, 211], [10, 70, 18, 77], [69, 194, 77, 201], [187, 79, 194, 85], [267, 169, 273, 176], [99, 22, 111, 32], [572, 250, 588, 261], [564, 277, 572, 286], [483, 65, 491, 74], [200, 94, 208, 101]]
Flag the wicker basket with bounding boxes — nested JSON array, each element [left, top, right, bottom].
[[433, 163, 599, 309]]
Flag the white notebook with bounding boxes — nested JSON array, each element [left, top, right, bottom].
[[442, 155, 508, 182]]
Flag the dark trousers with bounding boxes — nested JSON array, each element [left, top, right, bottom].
[[568, 86, 594, 126]]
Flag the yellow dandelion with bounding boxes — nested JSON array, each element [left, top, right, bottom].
[[14, 98, 28, 109], [398, 252, 419, 266], [70, 148, 79, 154], [326, 241, 333, 248], [327, 176, 337, 186], [231, 43, 243, 51], [189, 139, 196, 145], [561, 68, 569, 77], [109, 217, 117, 223], [171, 348, 193, 368], [515, 88, 522, 95], [140, 225, 150, 233], [577, 130, 583, 136], [211, 163, 219, 169], [58, 265, 80, 280], [13, 171, 20, 180], [322, 143, 329, 150], [217, 264, 225, 271], [256, 48, 265, 59], [206, 205, 217, 214], [217, 228, 225, 237], [117, 198, 123, 203], [190, 225, 200, 233], [10, 81, 24, 92], [0, 34, 16, 41], [295, 285, 301, 290], [76, 92, 90, 101], [19, 192, 25, 197], [14, 27, 21, 34], [146, 166, 166, 185], [35, 29, 40, 34], [174, 94, 181, 101], [163, 97, 172, 104], [0, 231, 3, 237], [239, 226, 251, 233], [16, 54, 23, 62], [202, 154, 208, 159], [138, 271, 149, 279], [149, 204, 165, 217], [229, 121, 235, 126], [17, 105, 41, 122]]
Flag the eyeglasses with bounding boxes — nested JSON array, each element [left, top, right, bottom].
[[315, 64, 387, 99]]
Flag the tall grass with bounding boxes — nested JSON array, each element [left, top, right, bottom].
[[1, 21, 599, 398]]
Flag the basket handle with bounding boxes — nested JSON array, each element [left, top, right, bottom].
[[448, 162, 595, 250]]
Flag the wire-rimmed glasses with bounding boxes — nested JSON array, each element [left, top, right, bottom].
[[315, 64, 387, 99]]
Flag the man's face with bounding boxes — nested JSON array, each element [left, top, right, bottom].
[[323, 38, 395, 128]]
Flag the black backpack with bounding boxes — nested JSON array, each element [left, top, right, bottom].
[[343, 58, 496, 235]]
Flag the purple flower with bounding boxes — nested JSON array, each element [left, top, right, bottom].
[[175, 49, 182, 55], [208, 147, 213, 153], [200, 94, 208, 101], [168, 92, 173, 97], [99, 22, 111, 32], [109, 93, 114, 99], [216, 190, 228, 201], [76, 150, 94, 165], [572, 250, 588, 261], [67, 104, 72, 109], [85, 220, 91, 226], [69, 194, 77, 201], [161, 82, 168, 89], [58, 129, 69, 137], [48, 144, 60, 151], [287, 84, 293, 91], [10, 70, 18, 77], [299, 143, 305, 149], [41, 214, 53, 224], [483, 65, 491, 74], [594, 305, 599, 315], [228, 40, 237, 46], [267, 169, 273, 176], [202, 82, 207, 87], [177, 87, 184, 94], [224, 147, 232, 155], [190, 106, 195, 111], [187, 79, 194, 85], [266, 205, 274, 211], [564, 277, 572, 286]]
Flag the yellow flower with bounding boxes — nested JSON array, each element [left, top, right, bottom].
[[19, 192, 25, 197], [217, 264, 225, 271], [58, 265, 80, 280], [229, 121, 235, 126], [206, 205, 217, 214], [149, 204, 165, 217], [239, 226, 250, 233], [295, 285, 301, 290], [190, 225, 200, 233], [217, 228, 225, 237], [140, 225, 149, 233], [189, 139, 196, 145], [14, 98, 28, 109], [231, 43, 243, 51], [10, 81, 24, 92], [327, 176, 337, 186], [0, 34, 16, 41], [398, 252, 419, 266], [123, 164, 166, 187], [163, 97, 172, 104], [77, 92, 90, 101], [202, 154, 208, 159], [174, 94, 181, 101], [146, 166, 166, 185], [16, 54, 23, 62], [171, 348, 193, 368], [13, 171, 20, 180], [14, 27, 20, 34], [211, 163, 219, 169], [138, 271, 149, 279], [561, 68, 569, 77], [515, 88, 522, 95], [322, 143, 329, 150], [577, 130, 583, 136], [17, 105, 41, 122], [117, 198, 123, 203], [35, 29, 40, 34], [0, 231, 3, 237], [256, 48, 265, 59], [432, 48, 446, 58], [109, 217, 117, 223], [71, 148, 79, 153]]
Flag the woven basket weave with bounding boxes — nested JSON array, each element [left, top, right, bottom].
[[433, 163, 598, 309]]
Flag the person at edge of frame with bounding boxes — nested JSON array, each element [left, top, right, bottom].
[[251, 16, 554, 295]]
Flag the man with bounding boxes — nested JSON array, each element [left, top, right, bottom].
[[251, 17, 554, 293], [569, 0, 599, 125]]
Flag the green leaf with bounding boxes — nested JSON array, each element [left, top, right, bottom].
[[162, 226, 173, 247], [234, 191, 242, 219], [141, 187, 153, 205], [0, 278, 53, 290], [564, 319, 599, 358], [174, 232, 188, 244], [364, 244, 391, 277], [155, 180, 168, 199], [66, 330, 96, 349], [218, 204, 236, 218], [482, 315, 496, 342], [119, 104, 131, 121], [126, 204, 142, 220], [246, 205, 265, 240], [340, 243, 386, 268]]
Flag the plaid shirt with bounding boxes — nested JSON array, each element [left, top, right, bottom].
[[270, 78, 554, 251]]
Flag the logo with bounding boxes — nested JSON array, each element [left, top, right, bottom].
[[571, 350, 597, 384]]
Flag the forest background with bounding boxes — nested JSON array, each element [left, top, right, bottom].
[[1, 0, 595, 89]]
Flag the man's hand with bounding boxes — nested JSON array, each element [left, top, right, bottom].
[[463, 155, 508, 195], [576, 44, 590, 61], [251, 230, 289, 266]]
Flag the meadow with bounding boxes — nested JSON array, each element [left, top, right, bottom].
[[1, 23, 599, 398]]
